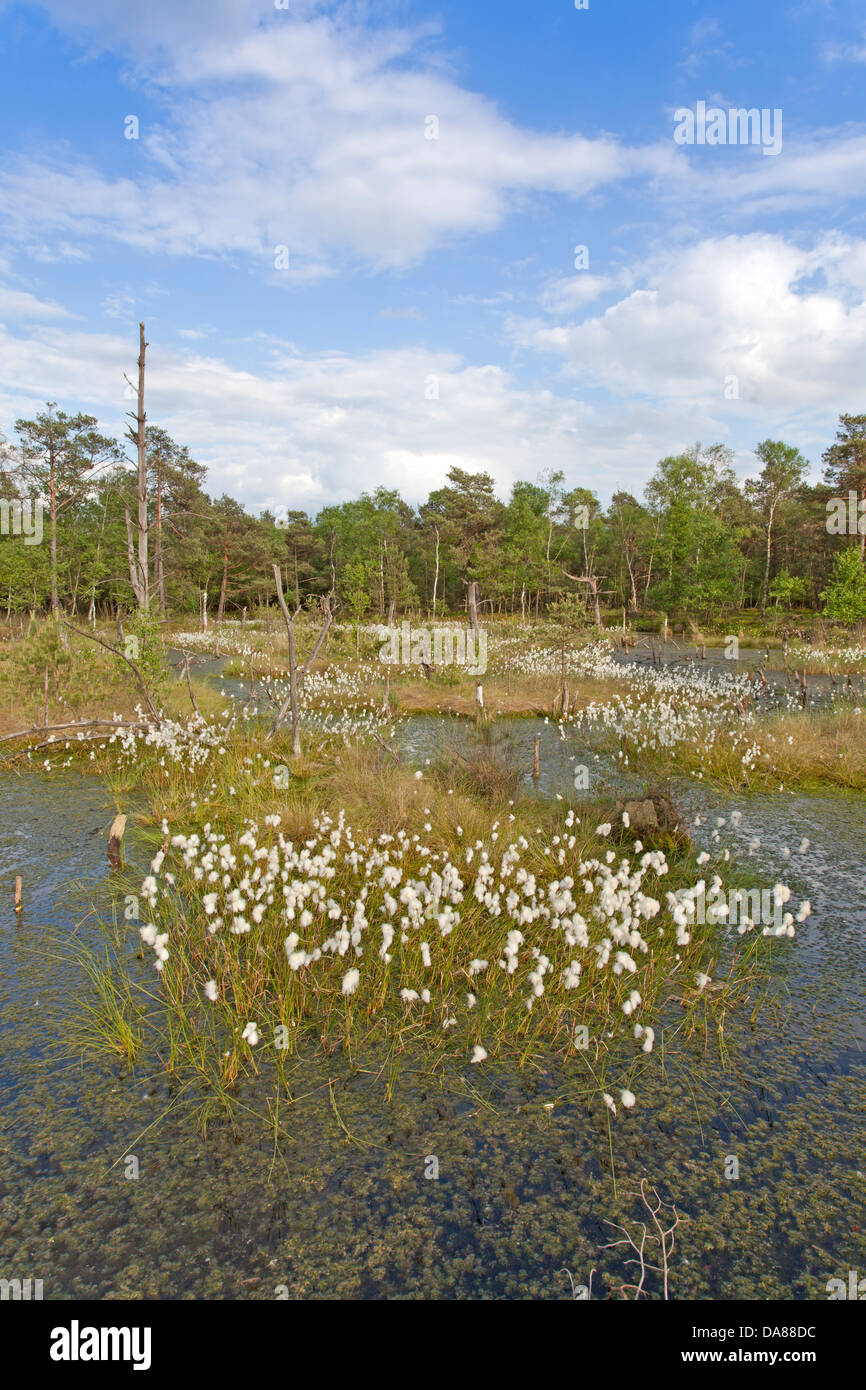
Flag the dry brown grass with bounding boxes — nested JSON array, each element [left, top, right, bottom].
[[658, 704, 866, 791], [375, 672, 623, 717]]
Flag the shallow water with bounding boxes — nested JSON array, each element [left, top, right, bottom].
[[1, 760, 864, 1299]]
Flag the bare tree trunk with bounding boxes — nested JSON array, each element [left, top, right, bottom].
[[270, 564, 333, 757], [124, 506, 140, 604], [431, 524, 440, 617], [48, 429, 58, 618], [625, 549, 638, 612], [467, 579, 480, 636], [69, 562, 80, 615], [124, 323, 149, 608], [643, 517, 661, 604], [760, 500, 776, 618], [155, 443, 166, 612], [217, 545, 229, 623]]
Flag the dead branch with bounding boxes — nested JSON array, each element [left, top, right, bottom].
[[269, 564, 332, 752], [0, 718, 131, 743], [60, 620, 162, 721], [602, 1179, 681, 1300], [175, 649, 201, 717]]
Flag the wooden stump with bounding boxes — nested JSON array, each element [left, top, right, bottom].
[[108, 813, 127, 868]]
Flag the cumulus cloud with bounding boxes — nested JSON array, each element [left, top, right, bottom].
[[0, 13, 638, 271], [0, 308, 755, 507], [539, 274, 620, 315], [0, 285, 73, 321], [510, 233, 866, 421], [2, 5, 863, 272]]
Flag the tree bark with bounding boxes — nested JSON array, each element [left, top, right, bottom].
[[760, 499, 776, 618], [124, 323, 149, 608]]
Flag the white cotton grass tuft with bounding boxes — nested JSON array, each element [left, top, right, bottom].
[[131, 761, 801, 1098], [620, 1089, 636, 1109], [341, 967, 360, 996]]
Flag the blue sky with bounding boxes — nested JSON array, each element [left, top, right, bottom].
[[0, 0, 865, 513]]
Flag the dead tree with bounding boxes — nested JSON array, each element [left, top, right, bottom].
[[123, 322, 149, 609], [561, 569, 603, 629], [430, 523, 440, 617], [270, 564, 332, 757]]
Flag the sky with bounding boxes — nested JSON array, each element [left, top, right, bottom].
[[0, 0, 865, 515]]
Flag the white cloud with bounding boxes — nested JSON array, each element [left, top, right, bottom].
[[2, 6, 863, 276], [539, 274, 618, 314], [0, 285, 72, 321], [679, 18, 736, 74], [6, 0, 271, 51], [823, 30, 866, 64], [0, 15, 637, 271], [510, 233, 866, 423], [0, 308, 752, 507], [655, 127, 866, 216]]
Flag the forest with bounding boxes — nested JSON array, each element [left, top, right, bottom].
[[3, 393, 866, 633]]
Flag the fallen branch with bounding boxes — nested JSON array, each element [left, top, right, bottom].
[[2, 724, 147, 760], [372, 731, 400, 761], [0, 718, 131, 744]]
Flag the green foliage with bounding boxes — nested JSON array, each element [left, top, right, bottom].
[[1, 618, 128, 722], [3, 399, 866, 630], [820, 547, 866, 624], [768, 570, 809, 609], [548, 591, 589, 634], [126, 605, 169, 702]]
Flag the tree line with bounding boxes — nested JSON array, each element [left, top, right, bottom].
[[3, 383, 866, 629]]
